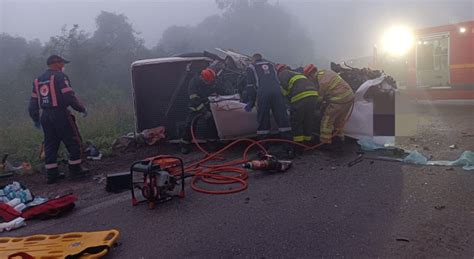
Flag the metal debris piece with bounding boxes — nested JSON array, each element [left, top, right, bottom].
[[396, 238, 410, 242]]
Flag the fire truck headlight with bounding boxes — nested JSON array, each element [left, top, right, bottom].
[[459, 27, 467, 33], [382, 25, 415, 57]]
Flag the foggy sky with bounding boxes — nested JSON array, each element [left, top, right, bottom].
[[1, 0, 473, 60]]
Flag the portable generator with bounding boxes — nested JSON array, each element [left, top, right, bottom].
[[130, 155, 185, 209]]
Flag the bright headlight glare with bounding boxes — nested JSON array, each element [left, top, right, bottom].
[[382, 25, 414, 57]]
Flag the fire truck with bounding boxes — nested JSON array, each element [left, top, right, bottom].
[[406, 20, 474, 99]]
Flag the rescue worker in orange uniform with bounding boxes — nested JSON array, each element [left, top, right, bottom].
[[303, 64, 354, 148], [180, 68, 219, 154], [276, 64, 319, 154], [28, 55, 88, 184]]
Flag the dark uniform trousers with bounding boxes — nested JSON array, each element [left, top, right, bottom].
[[290, 96, 318, 143], [41, 109, 82, 169], [181, 111, 218, 144], [256, 90, 292, 141]]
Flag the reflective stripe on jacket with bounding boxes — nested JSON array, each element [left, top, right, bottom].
[[279, 70, 319, 104]]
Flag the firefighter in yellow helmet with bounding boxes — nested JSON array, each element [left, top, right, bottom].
[[303, 64, 354, 148], [275, 64, 319, 155]]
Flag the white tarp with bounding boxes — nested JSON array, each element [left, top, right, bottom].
[[345, 76, 395, 145]]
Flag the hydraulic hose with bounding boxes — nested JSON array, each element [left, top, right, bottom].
[[182, 99, 355, 195]]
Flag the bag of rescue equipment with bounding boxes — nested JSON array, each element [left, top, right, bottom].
[[0, 203, 22, 222], [21, 194, 77, 220]]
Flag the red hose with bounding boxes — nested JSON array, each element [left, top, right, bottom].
[[184, 99, 355, 195]]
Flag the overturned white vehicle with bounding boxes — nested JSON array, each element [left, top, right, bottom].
[[130, 49, 396, 143]]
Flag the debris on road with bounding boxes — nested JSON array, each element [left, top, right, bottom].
[[395, 238, 410, 242], [449, 144, 457, 150], [348, 154, 364, 167], [111, 126, 166, 152], [85, 143, 103, 160], [0, 155, 32, 176], [403, 150, 474, 171], [403, 150, 429, 165], [434, 205, 446, 210]]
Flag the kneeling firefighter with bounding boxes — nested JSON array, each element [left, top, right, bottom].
[[303, 64, 354, 147], [276, 64, 320, 154], [244, 54, 293, 156], [180, 68, 219, 154]]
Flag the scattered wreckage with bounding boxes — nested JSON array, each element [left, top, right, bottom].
[[128, 48, 397, 147]]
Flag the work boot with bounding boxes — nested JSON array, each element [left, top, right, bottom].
[[68, 164, 90, 179], [180, 143, 191, 155], [46, 168, 65, 184]]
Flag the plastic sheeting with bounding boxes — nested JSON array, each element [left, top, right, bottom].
[[357, 138, 386, 151], [403, 150, 474, 171]]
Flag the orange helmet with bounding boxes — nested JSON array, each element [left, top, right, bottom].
[[275, 63, 288, 73], [200, 68, 216, 83], [303, 64, 317, 76]]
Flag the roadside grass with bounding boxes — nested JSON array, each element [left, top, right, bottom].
[[0, 101, 135, 166]]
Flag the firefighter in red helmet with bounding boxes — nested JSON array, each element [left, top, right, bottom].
[[180, 67, 219, 154], [303, 64, 354, 149]]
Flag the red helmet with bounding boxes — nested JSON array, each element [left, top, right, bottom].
[[200, 68, 216, 83], [275, 63, 288, 73], [303, 64, 317, 76]]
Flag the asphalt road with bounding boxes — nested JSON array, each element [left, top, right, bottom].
[[3, 100, 474, 258]]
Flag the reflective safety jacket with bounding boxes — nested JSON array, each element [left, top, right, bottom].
[[310, 69, 354, 103], [28, 69, 86, 122], [187, 74, 217, 113], [278, 69, 319, 104]]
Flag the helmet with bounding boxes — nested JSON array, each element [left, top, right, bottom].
[[200, 68, 216, 83], [303, 64, 317, 76], [275, 63, 288, 73]]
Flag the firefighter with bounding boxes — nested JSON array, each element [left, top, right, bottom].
[[244, 54, 293, 156], [28, 55, 88, 184], [303, 64, 354, 148], [276, 64, 319, 154], [180, 68, 219, 154]]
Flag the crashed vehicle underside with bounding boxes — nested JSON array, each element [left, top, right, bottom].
[[131, 49, 397, 143]]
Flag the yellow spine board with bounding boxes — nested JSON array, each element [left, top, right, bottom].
[[0, 229, 120, 259]]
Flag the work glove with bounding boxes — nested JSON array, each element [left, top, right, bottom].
[[244, 103, 254, 112], [81, 108, 88, 118], [33, 121, 41, 129]]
